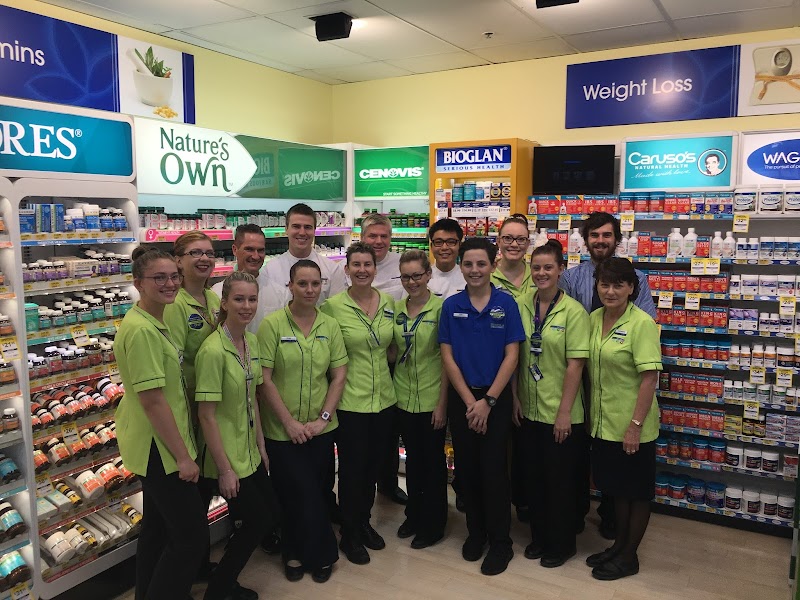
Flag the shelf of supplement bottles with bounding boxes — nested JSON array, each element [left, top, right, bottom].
[[660, 424, 799, 449], [633, 257, 733, 265], [39, 483, 142, 536], [140, 227, 352, 243], [0, 538, 30, 561], [728, 364, 799, 375], [533, 213, 736, 221], [732, 259, 800, 267], [30, 364, 115, 393], [0, 583, 32, 600], [0, 384, 21, 402], [652, 291, 731, 300], [351, 227, 428, 239], [20, 232, 136, 247], [662, 327, 800, 338], [658, 390, 800, 412], [24, 274, 133, 297], [33, 408, 117, 446], [662, 356, 799, 374], [41, 450, 120, 481], [0, 482, 26, 503], [729, 295, 800, 303], [728, 330, 800, 339], [653, 496, 791, 527], [660, 325, 729, 335], [0, 286, 14, 301], [26, 320, 117, 346], [655, 456, 796, 482], [0, 430, 23, 451], [42, 529, 139, 583]]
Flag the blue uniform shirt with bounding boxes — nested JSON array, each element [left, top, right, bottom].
[[560, 260, 657, 318], [439, 285, 526, 388]]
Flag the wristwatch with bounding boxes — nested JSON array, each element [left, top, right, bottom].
[[631, 418, 642, 427], [483, 395, 497, 407], [320, 411, 332, 422]]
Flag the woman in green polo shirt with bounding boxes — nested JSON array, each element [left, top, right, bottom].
[[393, 250, 447, 550], [320, 242, 397, 566], [195, 271, 277, 600], [259, 259, 348, 584], [512, 239, 590, 569], [585, 258, 662, 581], [115, 246, 207, 600]]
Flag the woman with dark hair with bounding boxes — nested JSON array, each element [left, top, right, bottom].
[[260, 259, 347, 583], [513, 239, 589, 568], [586, 257, 662, 581], [320, 242, 396, 565], [195, 272, 277, 600], [115, 246, 207, 600]]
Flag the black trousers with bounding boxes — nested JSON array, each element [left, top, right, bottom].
[[325, 428, 338, 517], [201, 465, 278, 600], [136, 443, 208, 600], [337, 407, 395, 540], [397, 409, 447, 538], [378, 363, 401, 491], [520, 419, 586, 558], [266, 432, 339, 570], [447, 385, 512, 550], [510, 426, 526, 509]]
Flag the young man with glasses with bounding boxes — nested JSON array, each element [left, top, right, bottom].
[[428, 219, 466, 299]]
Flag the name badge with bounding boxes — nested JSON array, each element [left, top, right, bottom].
[[399, 341, 413, 364], [280, 336, 298, 342], [383, 309, 394, 317], [550, 325, 565, 332], [616, 330, 627, 336], [454, 312, 469, 319], [529, 364, 543, 381]]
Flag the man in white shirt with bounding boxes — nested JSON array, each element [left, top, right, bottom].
[[361, 213, 403, 301], [262, 203, 346, 305], [427, 218, 466, 299]]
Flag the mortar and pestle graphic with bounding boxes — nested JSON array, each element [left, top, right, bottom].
[[127, 47, 173, 107]]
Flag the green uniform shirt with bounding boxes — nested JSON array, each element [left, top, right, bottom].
[[195, 328, 264, 479], [588, 302, 662, 443], [393, 294, 443, 413], [517, 291, 590, 424], [491, 263, 534, 299], [163, 287, 220, 398], [258, 307, 348, 441], [115, 304, 196, 476], [321, 290, 397, 413]]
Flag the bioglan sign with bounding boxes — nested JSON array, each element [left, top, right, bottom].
[[354, 146, 428, 197], [435, 144, 511, 173], [741, 131, 800, 185]]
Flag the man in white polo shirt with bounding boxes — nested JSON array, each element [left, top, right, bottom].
[[428, 218, 466, 299], [262, 203, 346, 305], [361, 213, 404, 301]]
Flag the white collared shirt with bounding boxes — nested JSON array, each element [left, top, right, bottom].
[[262, 248, 347, 305], [212, 271, 291, 334], [428, 263, 466, 299], [372, 251, 403, 301]]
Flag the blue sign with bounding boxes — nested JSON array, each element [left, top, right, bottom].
[[566, 47, 741, 129], [0, 104, 133, 178], [746, 139, 800, 181], [435, 144, 511, 173], [621, 135, 735, 191]]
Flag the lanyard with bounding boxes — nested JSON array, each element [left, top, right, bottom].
[[196, 305, 216, 329], [399, 311, 426, 365], [222, 325, 255, 428], [533, 290, 562, 337], [352, 306, 381, 347]]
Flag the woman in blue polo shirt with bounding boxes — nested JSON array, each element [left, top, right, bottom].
[[439, 237, 525, 577], [585, 258, 662, 581]]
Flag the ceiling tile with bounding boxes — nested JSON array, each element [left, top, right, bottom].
[[564, 22, 677, 53], [660, 0, 794, 20], [369, 0, 553, 49], [314, 61, 412, 83], [469, 37, 576, 62], [293, 70, 347, 84], [163, 30, 303, 71], [327, 18, 461, 60], [386, 52, 489, 73], [220, 0, 340, 15], [512, 0, 665, 36], [673, 7, 800, 38], [181, 16, 373, 69], [38, 0, 172, 33], [264, 0, 385, 27], [77, 0, 254, 30]]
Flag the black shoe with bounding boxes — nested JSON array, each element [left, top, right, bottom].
[[598, 520, 616, 541], [339, 537, 370, 565], [515, 505, 530, 523], [480, 546, 514, 576], [229, 583, 258, 600], [329, 503, 342, 525], [585, 546, 620, 568], [311, 565, 333, 583], [397, 519, 415, 539], [461, 536, 487, 562], [591, 555, 639, 581], [284, 562, 304, 582], [524, 543, 544, 560], [361, 523, 386, 550], [540, 549, 576, 568], [195, 560, 217, 582], [455, 494, 466, 513], [260, 531, 281, 555], [379, 485, 408, 505], [410, 533, 443, 549]]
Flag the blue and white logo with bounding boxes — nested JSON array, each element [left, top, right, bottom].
[[435, 145, 511, 173], [746, 139, 800, 181]]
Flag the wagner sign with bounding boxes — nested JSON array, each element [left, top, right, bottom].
[[741, 130, 800, 184]]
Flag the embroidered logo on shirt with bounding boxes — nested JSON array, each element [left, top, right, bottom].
[[489, 307, 506, 320], [187, 313, 204, 330], [396, 314, 407, 325]]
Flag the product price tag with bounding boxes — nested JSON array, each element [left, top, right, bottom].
[[743, 400, 760, 420], [0, 337, 20, 361], [61, 423, 79, 445], [749, 366, 767, 385], [109, 363, 121, 385], [690, 258, 706, 276], [658, 291, 674, 309], [107, 493, 123, 513], [776, 367, 794, 388], [35, 473, 54, 498], [779, 296, 797, 316], [685, 292, 701, 311], [114, 319, 123, 332], [704, 258, 721, 275], [10, 583, 31, 600], [567, 254, 581, 268], [733, 213, 750, 233], [620, 212, 635, 232], [70, 325, 90, 347], [558, 214, 572, 231], [526, 215, 537, 231]]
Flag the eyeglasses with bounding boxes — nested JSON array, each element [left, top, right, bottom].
[[400, 272, 427, 283], [180, 249, 216, 258], [500, 235, 530, 245], [431, 239, 459, 248], [142, 273, 184, 286]]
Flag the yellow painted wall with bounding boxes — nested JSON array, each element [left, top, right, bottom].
[[2, 0, 333, 144], [331, 28, 800, 147]]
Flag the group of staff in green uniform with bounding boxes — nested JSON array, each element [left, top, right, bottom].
[[114, 210, 662, 600]]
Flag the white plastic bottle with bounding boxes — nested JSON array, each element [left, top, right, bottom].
[[568, 228, 583, 254], [617, 233, 629, 258], [667, 228, 683, 258], [627, 230, 639, 257], [711, 231, 724, 258], [534, 228, 549, 248], [682, 227, 698, 257]]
